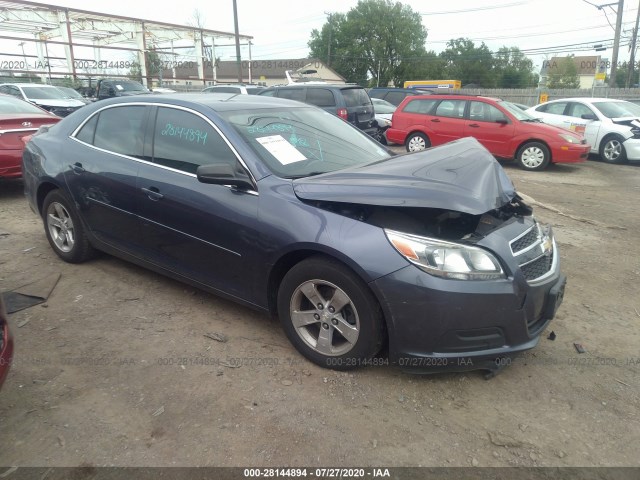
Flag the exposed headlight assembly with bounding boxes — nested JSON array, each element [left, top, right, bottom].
[[385, 229, 506, 280]]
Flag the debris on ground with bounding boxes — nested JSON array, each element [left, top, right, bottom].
[[204, 332, 228, 343]]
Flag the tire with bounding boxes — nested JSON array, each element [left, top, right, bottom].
[[277, 256, 384, 370], [599, 135, 628, 164], [405, 132, 430, 152], [42, 190, 94, 263], [517, 141, 551, 171]]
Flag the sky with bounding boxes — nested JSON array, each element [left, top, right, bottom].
[[1, 0, 639, 76]]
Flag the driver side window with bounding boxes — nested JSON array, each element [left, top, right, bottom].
[[152, 107, 238, 175]]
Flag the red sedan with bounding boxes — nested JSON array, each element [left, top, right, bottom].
[[0, 292, 13, 390], [386, 94, 590, 171], [0, 94, 60, 179]]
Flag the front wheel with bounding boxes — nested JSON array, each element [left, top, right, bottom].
[[406, 132, 430, 152], [517, 142, 550, 171], [42, 190, 94, 263], [599, 135, 628, 163], [277, 256, 384, 370]]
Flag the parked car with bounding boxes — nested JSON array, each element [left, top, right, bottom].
[[258, 84, 376, 136], [55, 86, 93, 105], [526, 97, 640, 164], [0, 94, 61, 179], [371, 97, 397, 144], [202, 85, 265, 95], [387, 95, 590, 171], [0, 291, 14, 391], [368, 87, 431, 106], [22, 94, 566, 374], [0, 83, 85, 117], [96, 79, 150, 101]]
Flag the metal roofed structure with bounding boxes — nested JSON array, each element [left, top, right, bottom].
[[0, 0, 254, 87]]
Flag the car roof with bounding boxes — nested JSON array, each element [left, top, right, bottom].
[[92, 93, 313, 112], [0, 83, 58, 88], [407, 94, 501, 101], [545, 97, 626, 103], [265, 84, 364, 89]]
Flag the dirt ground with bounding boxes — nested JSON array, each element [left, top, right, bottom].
[[0, 155, 639, 468]]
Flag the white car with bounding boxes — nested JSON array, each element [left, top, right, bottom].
[[526, 98, 640, 163], [371, 97, 396, 145], [0, 83, 85, 117]]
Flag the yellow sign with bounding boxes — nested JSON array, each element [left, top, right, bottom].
[[595, 72, 606, 80], [539, 93, 549, 103]]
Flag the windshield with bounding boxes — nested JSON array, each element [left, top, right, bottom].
[[498, 100, 536, 121], [0, 95, 50, 114], [56, 87, 83, 99], [21, 86, 68, 100], [372, 99, 396, 114], [219, 107, 390, 178], [113, 81, 149, 92], [592, 101, 640, 118]]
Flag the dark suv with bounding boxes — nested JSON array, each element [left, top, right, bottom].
[[258, 84, 376, 135], [368, 87, 431, 106]]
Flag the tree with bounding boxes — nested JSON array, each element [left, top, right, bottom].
[[547, 56, 580, 89], [613, 65, 639, 87], [129, 48, 164, 83], [438, 38, 495, 87], [309, 0, 428, 86], [493, 47, 538, 88]]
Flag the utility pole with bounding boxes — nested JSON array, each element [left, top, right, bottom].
[[232, 0, 242, 83], [325, 12, 332, 67], [627, 0, 640, 87], [609, 0, 625, 88]]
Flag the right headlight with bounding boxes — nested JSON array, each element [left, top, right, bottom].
[[385, 230, 506, 280]]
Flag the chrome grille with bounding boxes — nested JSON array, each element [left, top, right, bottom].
[[520, 253, 554, 281], [510, 226, 538, 255]]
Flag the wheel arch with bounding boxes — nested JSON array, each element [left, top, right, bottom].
[[36, 180, 61, 216], [514, 138, 553, 163], [266, 248, 390, 340]]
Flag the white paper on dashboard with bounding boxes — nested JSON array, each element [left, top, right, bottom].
[[256, 135, 307, 165]]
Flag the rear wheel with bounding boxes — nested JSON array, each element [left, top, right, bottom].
[[599, 135, 628, 163], [42, 190, 94, 263], [406, 132, 430, 152], [517, 142, 550, 171], [277, 256, 384, 370]]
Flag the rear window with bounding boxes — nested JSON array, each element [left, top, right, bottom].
[[342, 88, 371, 107]]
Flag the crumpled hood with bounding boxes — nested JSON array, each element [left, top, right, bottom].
[[293, 137, 517, 215]]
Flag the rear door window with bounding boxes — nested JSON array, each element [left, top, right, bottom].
[[434, 100, 467, 118], [469, 101, 508, 122], [402, 99, 437, 114], [93, 106, 148, 158], [306, 88, 336, 107], [278, 89, 305, 102], [537, 102, 568, 115]]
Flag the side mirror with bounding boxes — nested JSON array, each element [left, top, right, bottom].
[[197, 163, 254, 190], [581, 113, 597, 120]]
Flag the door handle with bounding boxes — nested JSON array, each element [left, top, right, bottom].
[[430, 118, 440, 123], [69, 162, 85, 174], [468, 123, 480, 128], [141, 187, 164, 201]]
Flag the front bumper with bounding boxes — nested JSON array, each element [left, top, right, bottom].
[[550, 143, 591, 164], [622, 137, 640, 160], [371, 256, 565, 374]]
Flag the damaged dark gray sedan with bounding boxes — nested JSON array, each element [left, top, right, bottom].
[[22, 94, 566, 375]]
